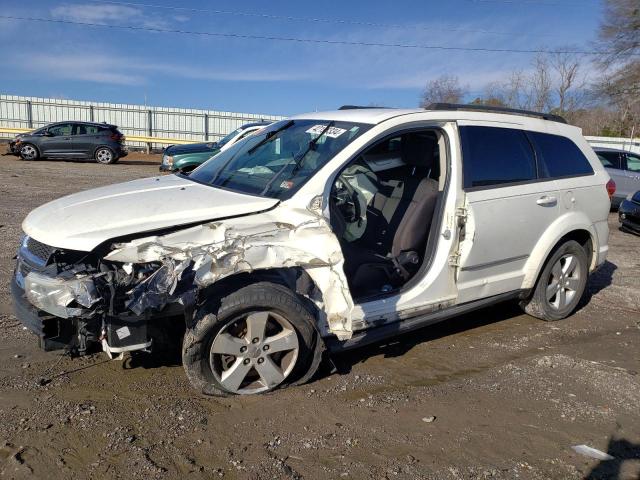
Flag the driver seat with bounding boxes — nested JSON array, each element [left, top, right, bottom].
[[345, 133, 440, 295]]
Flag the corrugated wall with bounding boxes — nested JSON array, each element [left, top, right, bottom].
[[0, 94, 285, 147]]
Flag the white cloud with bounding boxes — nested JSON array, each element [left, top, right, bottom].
[[50, 3, 169, 29]]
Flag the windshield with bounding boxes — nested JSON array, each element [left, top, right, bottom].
[[187, 119, 371, 199], [216, 128, 243, 148]]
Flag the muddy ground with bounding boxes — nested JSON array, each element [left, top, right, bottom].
[[0, 149, 639, 480]]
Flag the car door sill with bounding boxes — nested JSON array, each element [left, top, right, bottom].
[[326, 290, 524, 352]]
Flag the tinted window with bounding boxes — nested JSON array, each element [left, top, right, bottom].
[[596, 151, 621, 169], [76, 124, 101, 135], [529, 132, 593, 178], [460, 126, 536, 188], [625, 153, 640, 173], [48, 124, 73, 136]]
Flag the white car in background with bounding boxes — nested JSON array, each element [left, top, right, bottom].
[[593, 147, 640, 208]]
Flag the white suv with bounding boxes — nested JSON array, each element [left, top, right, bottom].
[[12, 104, 612, 396]]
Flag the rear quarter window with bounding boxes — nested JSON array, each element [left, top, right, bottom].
[[528, 132, 594, 178], [460, 126, 537, 189]]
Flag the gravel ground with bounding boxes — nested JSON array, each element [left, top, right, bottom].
[[0, 150, 639, 480]]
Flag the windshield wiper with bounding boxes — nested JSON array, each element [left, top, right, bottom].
[[247, 120, 294, 154], [259, 121, 335, 196]]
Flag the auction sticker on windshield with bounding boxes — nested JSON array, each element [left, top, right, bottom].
[[306, 125, 346, 138]]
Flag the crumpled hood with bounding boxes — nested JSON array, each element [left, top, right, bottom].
[[23, 175, 279, 251]]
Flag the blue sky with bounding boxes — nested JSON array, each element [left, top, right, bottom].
[[0, 0, 603, 116]]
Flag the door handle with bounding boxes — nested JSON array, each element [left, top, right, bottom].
[[536, 195, 557, 206]]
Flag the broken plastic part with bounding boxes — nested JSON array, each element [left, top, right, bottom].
[[104, 206, 355, 338], [125, 259, 192, 315], [24, 272, 100, 318]]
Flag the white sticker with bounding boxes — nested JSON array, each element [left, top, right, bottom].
[[115, 326, 131, 340], [306, 125, 346, 138]]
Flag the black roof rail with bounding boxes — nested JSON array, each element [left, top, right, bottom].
[[338, 105, 389, 110], [425, 103, 567, 124]]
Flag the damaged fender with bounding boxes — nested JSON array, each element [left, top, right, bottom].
[[104, 205, 356, 339]]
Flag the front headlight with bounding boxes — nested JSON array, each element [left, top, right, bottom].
[[162, 155, 174, 167]]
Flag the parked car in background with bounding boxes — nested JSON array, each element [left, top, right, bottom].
[[12, 104, 612, 396], [160, 121, 270, 173], [593, 147, 640, 208], [9, 121, 127, 164], [619, 190, 640, 234]]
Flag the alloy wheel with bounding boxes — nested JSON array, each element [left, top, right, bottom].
[[96, 148, 113, 164], [209, 311, 299, 394], [20, 145, 37, 160], [546, 254, 581, 310]]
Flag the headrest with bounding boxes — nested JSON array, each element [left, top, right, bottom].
[[401, 133, 437, 168]]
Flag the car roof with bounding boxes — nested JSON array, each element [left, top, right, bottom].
[[45, 121, 117, 129], [290, 107, 578, 131]]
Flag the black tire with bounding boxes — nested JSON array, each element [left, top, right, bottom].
[[522, 240, 589, 321], [95, 147, 117, 164], [19, 143, 39, 160], [182, 282, 323, 396]]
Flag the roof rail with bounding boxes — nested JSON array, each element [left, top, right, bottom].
[[425, 103, 567, 124], [338, 105, 389, 110]]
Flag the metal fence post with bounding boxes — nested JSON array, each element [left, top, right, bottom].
[[89, 105, 94, 122], [147, 109, 153, 154], [26, 100, 33, 129], [204, 113, 209, 141]]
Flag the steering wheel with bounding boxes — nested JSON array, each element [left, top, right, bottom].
[[331, 173, 368, 242]]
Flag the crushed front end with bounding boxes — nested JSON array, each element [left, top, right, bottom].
[[11, 235, 192, 355]]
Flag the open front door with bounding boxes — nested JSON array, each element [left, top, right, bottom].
[[333, 122, 462, 332]]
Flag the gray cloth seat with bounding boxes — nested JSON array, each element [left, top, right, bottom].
[[345, 133, 440, 294]]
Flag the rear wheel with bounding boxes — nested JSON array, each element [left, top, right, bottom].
[[182, 282, 322, 396], [95, 147, 117, 164], [19, 143, 39, 160], [522, 240, 588, 321]]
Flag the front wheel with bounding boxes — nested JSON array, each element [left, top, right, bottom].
[[19, 143, 39, 160], [522, 240, 589, 321], [95, 147, 117, 164], [182, 282, 322, 396]]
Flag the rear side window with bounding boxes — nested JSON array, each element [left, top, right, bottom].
[[76, 125, 101, 135], [460, 126, 536, 189], [626, 153, 640, 173], [596, 151, 621, 169], [528, 132, 593, 178]]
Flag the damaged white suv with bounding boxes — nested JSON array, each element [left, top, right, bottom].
[[12, 104, 611, 396]]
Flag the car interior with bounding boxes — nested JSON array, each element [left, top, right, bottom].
[[330, 129, 445, 299]]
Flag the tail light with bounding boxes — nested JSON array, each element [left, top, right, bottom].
[[606, 179, 616, 199], [110, 132, 124, 141]]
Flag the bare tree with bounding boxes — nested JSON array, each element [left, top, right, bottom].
[[549, 50, 585, 113], [420, 74, 467, 107], [527, 54, 553, 112], [595, 0, 640, 136]]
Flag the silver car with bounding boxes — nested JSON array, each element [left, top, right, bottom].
[[594, 147, 640, 208]]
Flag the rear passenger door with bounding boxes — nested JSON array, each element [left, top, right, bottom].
[[73, 124, 103, 157], [623, 152, 640, 196], [456, 125, 560, 303], [595, 150, 627, 202]]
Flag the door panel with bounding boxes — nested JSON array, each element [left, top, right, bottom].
[[73, 124, 103, 157], [623, 153, 640, 196], [42, 123, 74, 155], [457, 182, 560, 302]]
